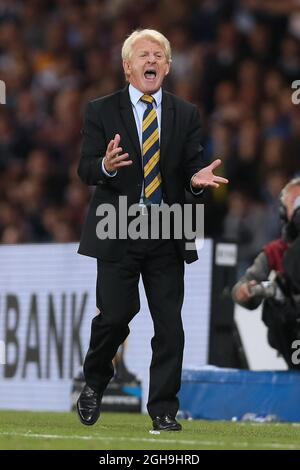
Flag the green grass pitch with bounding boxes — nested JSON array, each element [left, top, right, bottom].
[[0, 410, 300, 450]]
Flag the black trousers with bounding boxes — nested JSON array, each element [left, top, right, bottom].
[[83, 236, 185, 419]]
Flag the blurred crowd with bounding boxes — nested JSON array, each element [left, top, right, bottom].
[[0, 0, 300, 269]]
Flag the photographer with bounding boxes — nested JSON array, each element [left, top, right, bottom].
[[232, 178, 300, 369]]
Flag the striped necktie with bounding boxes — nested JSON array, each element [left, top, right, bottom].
[[141, 94, 162, 205]]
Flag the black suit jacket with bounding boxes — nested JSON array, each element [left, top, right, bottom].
[[77, 85, 204, 263]]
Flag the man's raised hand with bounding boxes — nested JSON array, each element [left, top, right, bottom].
[[103, 134, 132, 173], [191, 158, 229, 189]]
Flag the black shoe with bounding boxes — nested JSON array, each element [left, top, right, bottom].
[[152, 414, 182, 431], [76, 384, 102, 426]]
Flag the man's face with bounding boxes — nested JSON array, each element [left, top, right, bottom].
[[285, 186, 300, 221], [123, 38, 170, 94]]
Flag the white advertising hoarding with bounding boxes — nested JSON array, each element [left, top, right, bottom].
[[0, 241, 212, 411]]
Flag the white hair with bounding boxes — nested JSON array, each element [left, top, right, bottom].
[[121, 29, 172, 63], [280, 177, 300, 204]]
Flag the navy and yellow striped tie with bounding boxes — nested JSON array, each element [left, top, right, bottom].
[[141, 94, 162, 205]]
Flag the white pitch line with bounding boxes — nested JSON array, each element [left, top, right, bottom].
[[0, 432, 299, 449], [0, 432, 201, 446]]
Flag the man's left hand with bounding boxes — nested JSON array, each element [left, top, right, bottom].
[[191, 158, 228, 189]]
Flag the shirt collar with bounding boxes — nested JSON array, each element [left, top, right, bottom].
[[129, 84, 162, 108]]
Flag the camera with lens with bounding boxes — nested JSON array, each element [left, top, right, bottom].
[[249, 279, 285, 303]]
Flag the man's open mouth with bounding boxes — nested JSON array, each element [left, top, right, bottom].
[[144, 69, 157, 80]]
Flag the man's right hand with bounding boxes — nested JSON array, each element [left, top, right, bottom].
[[103, 134, 132, 173], [235, 280, 257, 303]]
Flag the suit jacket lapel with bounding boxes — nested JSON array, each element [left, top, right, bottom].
[[160, 91, 174, 166], [119, 86, 142, 169]]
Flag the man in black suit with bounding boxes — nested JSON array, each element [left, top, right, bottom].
[[77, 29, 228, 431]]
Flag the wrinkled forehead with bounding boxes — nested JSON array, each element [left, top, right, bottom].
[[131, 38, 165, 55]]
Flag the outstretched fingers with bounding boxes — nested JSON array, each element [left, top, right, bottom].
[[113, 153, 132, 167], [214, 175, 229, 184], [209, 158, 222, 170], [113, 133, 121, 149]]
